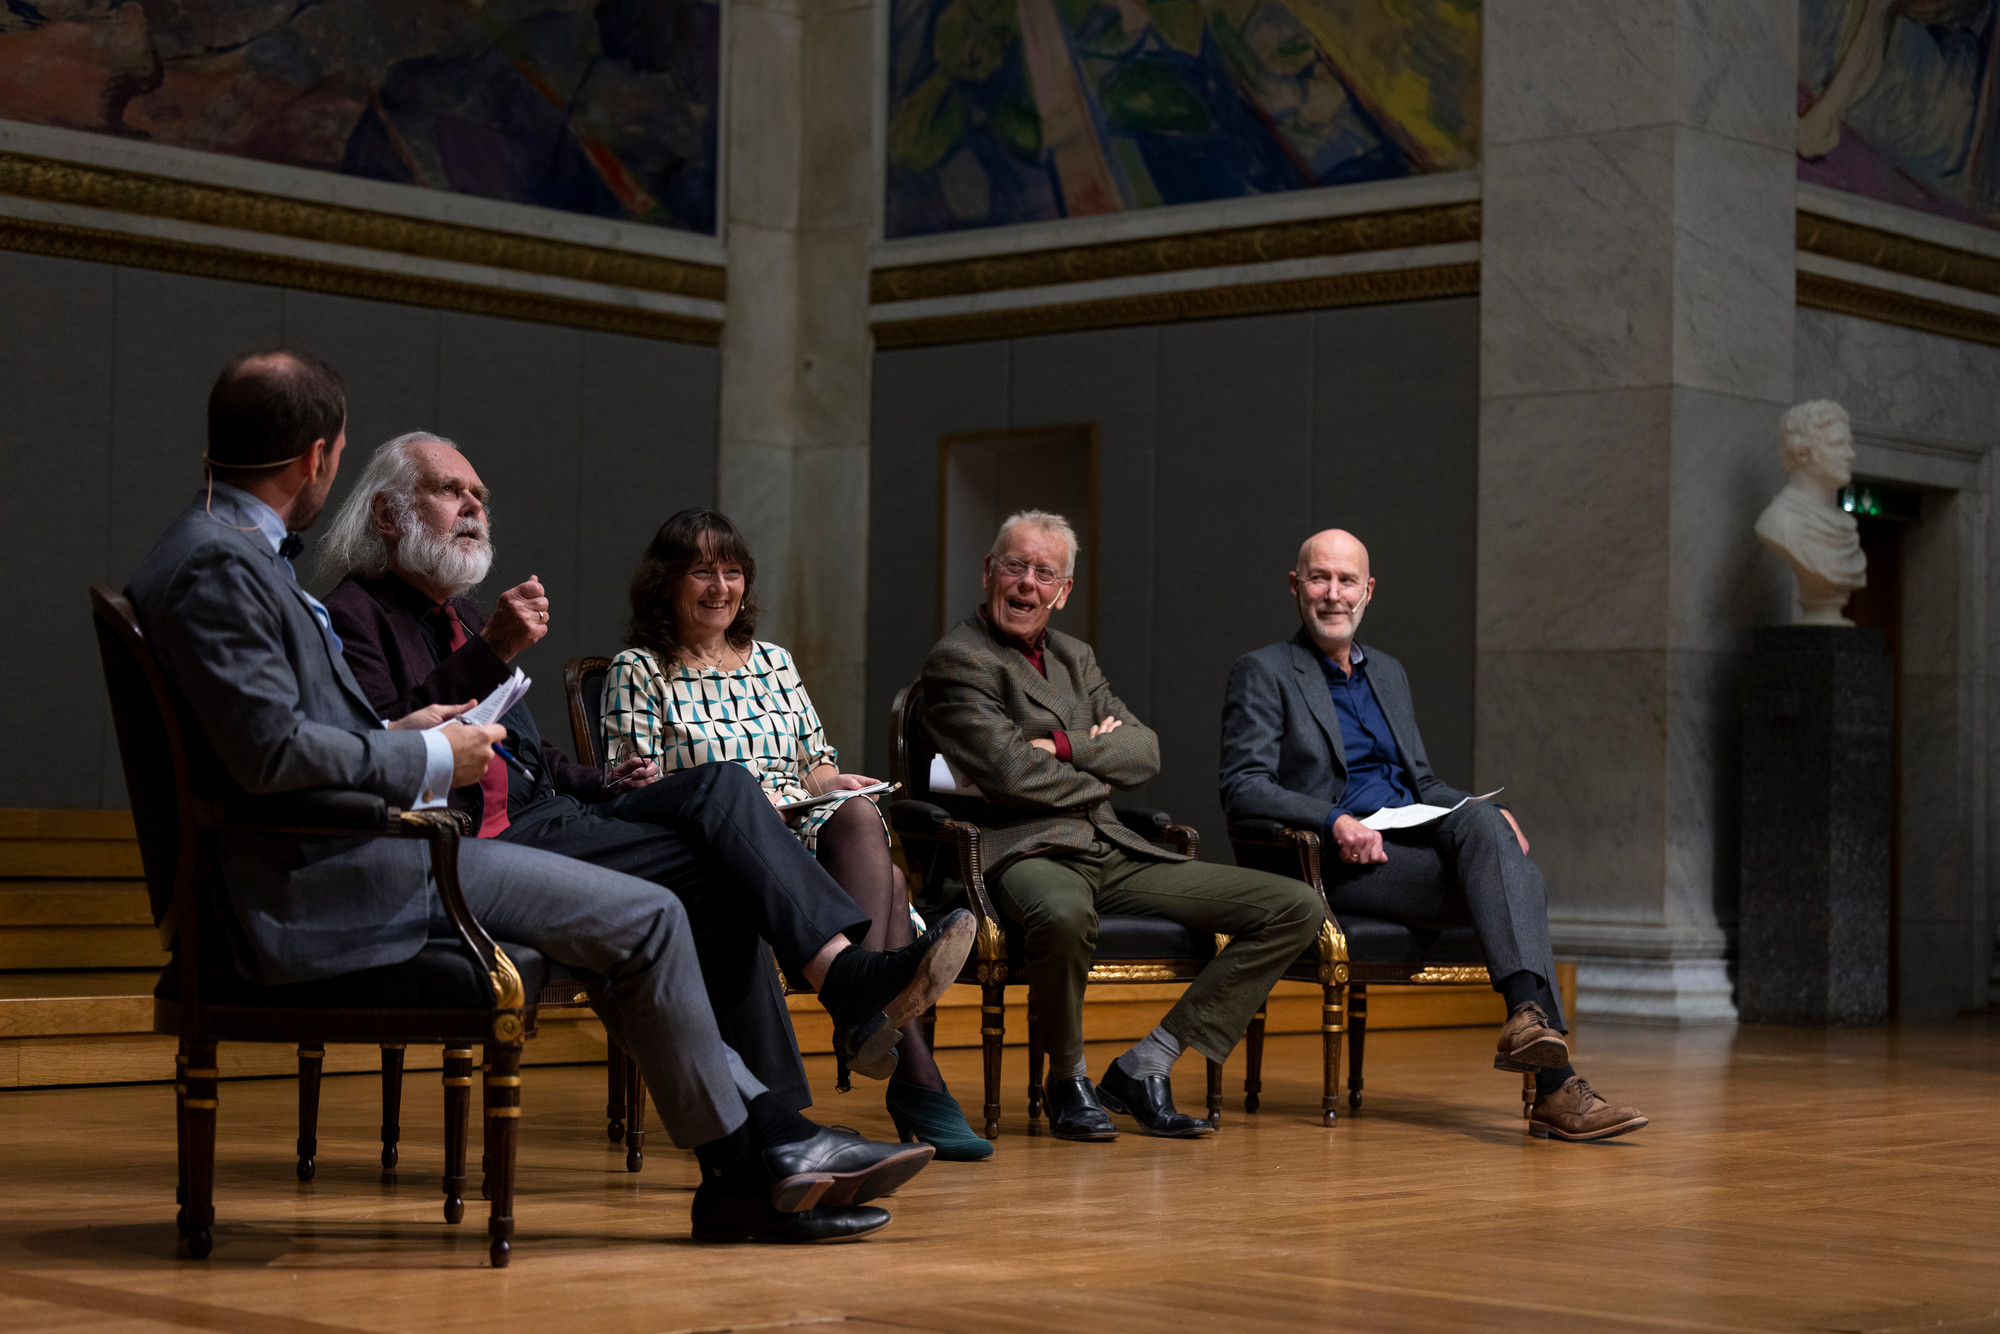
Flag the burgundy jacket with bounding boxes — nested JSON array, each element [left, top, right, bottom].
[[322, 571, 605, 827]]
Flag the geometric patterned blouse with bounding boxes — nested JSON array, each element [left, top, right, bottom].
[[600, 640, 851, 850]]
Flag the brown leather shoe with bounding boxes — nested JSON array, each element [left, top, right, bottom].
[[1529, 1076, 1648, 1142], [1494, 1002, 1569, 1072]]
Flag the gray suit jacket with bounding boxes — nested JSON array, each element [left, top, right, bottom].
[[127, 495, 438, 985], [1219, 627, 1468, 829], [921, 613, 1184, 877]]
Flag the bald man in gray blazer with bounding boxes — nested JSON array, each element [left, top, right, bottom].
[[1220, 529, 1647, 1143]]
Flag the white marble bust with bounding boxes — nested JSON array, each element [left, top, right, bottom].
[[1756, 399, 1866, 625]]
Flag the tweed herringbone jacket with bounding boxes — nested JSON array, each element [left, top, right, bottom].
[[921, 613, 1188, 877]]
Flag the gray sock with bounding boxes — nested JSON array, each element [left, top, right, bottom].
[[1056, 1053, 1087, 1081], [1113, 1025, 1184, 1081]]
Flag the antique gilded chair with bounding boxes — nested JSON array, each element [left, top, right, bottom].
[[885, 679, 1344, 1139], [93, 584, 541, 1267], [1227, 818, 1510, 1122]]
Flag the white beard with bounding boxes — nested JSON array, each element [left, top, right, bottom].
[[399, 519, 493, 598]]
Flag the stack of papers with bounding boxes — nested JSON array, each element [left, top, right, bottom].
[[448, 669, 530, 727], [778, 781, 896, 815], [1359, 789, 1504, 831]]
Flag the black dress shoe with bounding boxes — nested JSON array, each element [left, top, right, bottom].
[[763, 1126, 935, 1212], [1096, 1062, 1215, 1138], [691, 1186, 891, 1243], [1043, 1074, 1118, 1141], [822, 909, 977, 1085]]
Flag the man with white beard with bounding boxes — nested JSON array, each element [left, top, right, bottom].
[[318, 433, 975, 1132]]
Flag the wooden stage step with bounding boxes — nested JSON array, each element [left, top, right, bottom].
[[0, 809, 1569, 1088]]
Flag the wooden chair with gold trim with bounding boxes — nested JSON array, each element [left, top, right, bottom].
[[92, 583, 540, 1267], [885, 679, 1345, 1139], [1228, 818, 1503, 1121]]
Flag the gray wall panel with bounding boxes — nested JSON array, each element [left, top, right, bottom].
[[0, 252, 117, 807], [437, 313, 586, 695], [869, 299, 1481, 858], [1310, 297, 1479, 789], [1151, 314, 1318, 843], [7, 251, 720, 805], [864, 342, 1011, 777]]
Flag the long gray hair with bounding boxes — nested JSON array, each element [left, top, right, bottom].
[[315, 431, 458, 585]]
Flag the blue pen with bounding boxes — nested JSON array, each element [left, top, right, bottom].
[[491, 740, 532, 778]]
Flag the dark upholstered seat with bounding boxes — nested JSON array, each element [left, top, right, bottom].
[[1006, 915, 1216, 972], [1336, 918, 1485, 967], [156, 941, 550, 1010]]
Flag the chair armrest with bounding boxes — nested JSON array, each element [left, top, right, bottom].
[[216, 789, 392, 834], [888, 799, 954, 838], [1113, 804, 1172, 834], [1227, 818, 1319, 846]]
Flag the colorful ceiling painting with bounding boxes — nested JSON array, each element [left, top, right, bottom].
[[0, 0, 719, 234], [1799, 0, 2000, 230], [884, 0, 1480, 238]]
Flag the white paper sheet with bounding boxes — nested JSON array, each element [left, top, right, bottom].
[[1359, 788, 1504, 831], [776, 780, 896, 815], [927, 752, 981, 796], [449, 668, 530, 728]]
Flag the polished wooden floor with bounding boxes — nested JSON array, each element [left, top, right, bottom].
[[0, 1020, 1995, 1333]]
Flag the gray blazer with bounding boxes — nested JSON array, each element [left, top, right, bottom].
[[1219, 627, 1468, 829], [127, 496, 438, 985]]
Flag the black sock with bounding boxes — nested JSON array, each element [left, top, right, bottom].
[[1498, 970, 1543, 1013], [1535, 1064, 1578, 1098], [693, 1123, 758, 1195], [745, 1092, 817, 1150]]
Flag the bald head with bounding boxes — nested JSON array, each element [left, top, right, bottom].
[[1290, 528, 1375, 665], [1296, 529, 1369, 580]]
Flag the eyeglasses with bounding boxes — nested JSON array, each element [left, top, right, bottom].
[[995, 557, 1067, 586]]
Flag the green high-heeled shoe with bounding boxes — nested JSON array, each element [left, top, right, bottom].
[[885, 1075, 994, 1161]]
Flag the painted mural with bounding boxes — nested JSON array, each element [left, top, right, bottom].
[[0, 0, 719, 234], [1799, 0, 2000, 229], [884, 0, 1479, 238]]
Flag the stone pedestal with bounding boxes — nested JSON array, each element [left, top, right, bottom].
[[1738, 626, 1891, 1024]]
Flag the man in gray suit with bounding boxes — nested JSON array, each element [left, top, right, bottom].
[[1219, 528, 1647, 1142], [126, 347, 952, 1241]]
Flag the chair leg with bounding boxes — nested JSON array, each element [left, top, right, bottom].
[[295, 1044, 323, 1183], [174, 1045, 190, 1237], [483, 1042, 521, 1269], [479, 1054, 492, 1201], [183, 1040, 218, 1259], [1204, 1057, 1223, 1129], [1025, 991, 1044, 1133], [624, 1051, 646, 1173], [442, 1047, 472, 1224], [1244, 1007, 1267, 1113], [1321, 982, 1346, 1127], [980, 982, 1004, 1140], [1522, 1070, 1538, 1125], [606, 1036, 626, 1143], [1347, 985, 1369, 1111], [379, 1044, 405, 1173]]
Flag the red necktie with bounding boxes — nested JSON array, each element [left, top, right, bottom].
[[441, 604, 511, 838]]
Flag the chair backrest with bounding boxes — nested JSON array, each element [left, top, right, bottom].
[[887, 678, 937, 800], [564, 656, 613, 769], [89, 583, 198, 944]]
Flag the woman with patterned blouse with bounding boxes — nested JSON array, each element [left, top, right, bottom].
[[603, 509, 990, 1160]]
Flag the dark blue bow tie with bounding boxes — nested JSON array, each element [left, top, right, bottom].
[[278, 532, 305, 561]]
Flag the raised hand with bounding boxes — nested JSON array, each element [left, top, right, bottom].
[[482, 577, 550, 661]]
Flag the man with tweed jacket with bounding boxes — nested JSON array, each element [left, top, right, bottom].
[[922, 511, 1322, 1141]]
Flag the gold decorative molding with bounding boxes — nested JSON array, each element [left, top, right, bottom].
[[0, 151, 725, 300], [872, 200, 1479, 304], [0, 214, 720, 345], [1797, 270, 2000, 349], [1083, 963, 1201, 983], [1797, 210, 2000, 301], [872, 263, 1480, 349], [1406, 965, 1493, 985]]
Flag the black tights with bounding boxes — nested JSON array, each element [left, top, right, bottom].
[[815, 798, 944, 1089]]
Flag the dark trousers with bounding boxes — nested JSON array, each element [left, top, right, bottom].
[[1325, 801, 1566, 1031], [498, 761, 870, 1108]]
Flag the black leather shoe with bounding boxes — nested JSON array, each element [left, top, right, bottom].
[[1096, 1062, 1215, 1138], [763, 1126, 935, 1212], [824, 909, 977, 1084], [1043, 1074, 1118, 1141], [691, 1186, 890, 1243]]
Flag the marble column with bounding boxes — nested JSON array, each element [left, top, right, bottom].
[[1476, 2, 1799, 1023], [718, 0, 875, 759]]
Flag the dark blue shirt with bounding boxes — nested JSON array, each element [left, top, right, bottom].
[[1317, 645, 1416, 823]]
